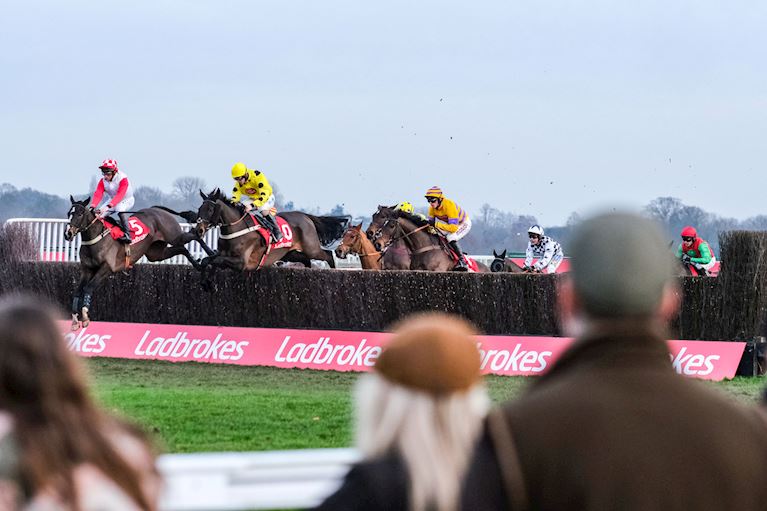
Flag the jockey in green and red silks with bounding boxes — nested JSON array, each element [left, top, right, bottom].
[[677, 226, 717, 276]]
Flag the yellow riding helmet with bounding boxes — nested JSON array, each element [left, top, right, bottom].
[[396, 201, 414, 214], [231, 162, 249, 179], [424, 186, 444, 199]]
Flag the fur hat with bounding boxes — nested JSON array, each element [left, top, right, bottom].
[[375, 312, 482, 395]]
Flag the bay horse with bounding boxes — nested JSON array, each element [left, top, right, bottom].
[[64, 196, 215, 330], [490, 249, 526, 273], [194, 188, 349, 278], [335, 223, 383, 270], [371, 208, 489, 272], [363, 206, 412, 270]]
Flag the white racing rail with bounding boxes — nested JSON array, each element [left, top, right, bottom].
[[157, 448, 359, 510]]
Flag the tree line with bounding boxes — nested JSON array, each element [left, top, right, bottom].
[[1, 179, 763, 256]]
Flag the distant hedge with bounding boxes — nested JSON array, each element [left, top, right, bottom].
[[0, 228, 765, 341]]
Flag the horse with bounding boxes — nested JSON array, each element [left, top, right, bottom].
[[490, 249, 526, 273], [64, 196, 215, 330], [194, 188, 349, 277], [370, 208, 489, 272], [363, 206, 411, 270], [335, 223, 383, 270]]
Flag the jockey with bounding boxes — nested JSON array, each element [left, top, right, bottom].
[[524, 225, 564, 274], [394, 201, 428, 222], [90, 159, 134, 243], [677, 226, 717, 276], [424, 186, 472, 271], [230, 162, 282, 242]]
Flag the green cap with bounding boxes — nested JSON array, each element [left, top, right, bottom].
[[569, 212, 675, 318]]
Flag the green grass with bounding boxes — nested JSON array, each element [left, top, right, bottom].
[[86, 358, 766, 454]]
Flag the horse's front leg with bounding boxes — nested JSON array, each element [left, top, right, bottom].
[[80, 265, 114, 328], [177, 230, 218, 258], [71, 269, 94, 330]]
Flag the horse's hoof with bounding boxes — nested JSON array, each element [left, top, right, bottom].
[[70, 320, 81, 331], [82, 319, 90, 328]]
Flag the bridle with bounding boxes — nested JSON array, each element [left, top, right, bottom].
[[66, 205, 104, 242], [340, 228, 381, 258], [372, 216, 431, 254]]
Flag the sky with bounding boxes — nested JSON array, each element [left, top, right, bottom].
[[1, 0, 766, 226]]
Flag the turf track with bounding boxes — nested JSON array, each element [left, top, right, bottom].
[[87, 358, 766, 453]]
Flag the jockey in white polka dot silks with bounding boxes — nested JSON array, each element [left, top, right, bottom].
[[424, 186, 472, 271], [524, 225, 564, 273], [230, 162, 282, 242], [89, 159, 135, 243]]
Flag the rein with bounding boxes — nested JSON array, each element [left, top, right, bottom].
[[377, 219, 432, 254], [71, 210, 110, 246]]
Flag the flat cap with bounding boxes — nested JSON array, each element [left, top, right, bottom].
[[569, 211, 675, 317], [375, 313, 481, 395]]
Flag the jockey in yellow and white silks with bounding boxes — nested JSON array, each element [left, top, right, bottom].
[[424, 186, 472, 271], [230, 162, 282, 242]]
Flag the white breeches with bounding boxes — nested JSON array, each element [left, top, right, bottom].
[[105, 197, 135, 214], [241, 194, 276, 216], [441, 217, 472, 242]]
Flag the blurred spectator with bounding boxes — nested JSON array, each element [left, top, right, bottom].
[[462, 211, 767, 510], [315, 312, 489, 511], [0, 296, 160, 510]]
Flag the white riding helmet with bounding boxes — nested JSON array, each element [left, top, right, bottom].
[[528, 225, 545, 237]]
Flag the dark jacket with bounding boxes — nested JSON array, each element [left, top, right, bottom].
[[314, 453, 409, 511], [461, 324, 767, 511]]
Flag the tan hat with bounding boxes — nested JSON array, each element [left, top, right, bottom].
[[375, 312, 482, 395]]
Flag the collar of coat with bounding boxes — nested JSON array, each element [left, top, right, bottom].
[[535, 319, 672, 386]]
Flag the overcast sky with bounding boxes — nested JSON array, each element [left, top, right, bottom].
[[1, 1, 765, 225]]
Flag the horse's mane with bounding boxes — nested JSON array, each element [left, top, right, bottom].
[[395, 210, 429, 228]]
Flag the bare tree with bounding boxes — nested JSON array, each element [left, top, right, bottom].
[[172, 177, 207, 209]]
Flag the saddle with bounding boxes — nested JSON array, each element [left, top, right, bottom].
[[99, 216, 148, 245], [434, 234, 479, 272], [245, 212, 293, 250]]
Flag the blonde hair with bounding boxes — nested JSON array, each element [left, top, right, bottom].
[[354, 373, 489, 511]]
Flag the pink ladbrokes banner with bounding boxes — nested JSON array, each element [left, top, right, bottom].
[[60, 321, 746, 381]]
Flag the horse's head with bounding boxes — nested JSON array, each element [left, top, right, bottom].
[[367, 205, 399, 243], [64, 195, 96, 241], [366, 205, 397, 241], [196, 188, 224, 237], [335, 223, 364, 259], [490, 249, 508, 273], [372, 214, 402, 252]]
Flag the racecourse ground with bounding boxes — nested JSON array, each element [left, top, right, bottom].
[[87, 358, 766, 454]]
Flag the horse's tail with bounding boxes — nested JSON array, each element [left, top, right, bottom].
[[307, 214, 351, 246], [152, 205, 198, 223]]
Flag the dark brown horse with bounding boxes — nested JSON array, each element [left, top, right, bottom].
[[371, 208, 489, 272], [490, 249, 526, 273], [64, 196, 214, 330], [335, 223, 383, 270], [194, 188, 349, 278], [364, 206, 411, 270]]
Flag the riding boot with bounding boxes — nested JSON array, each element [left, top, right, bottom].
[[116, 214, 132, 244], [264, 214, 283, 242], [449, 240, 468, 271]]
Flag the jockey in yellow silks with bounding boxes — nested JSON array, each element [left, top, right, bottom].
[[230, 162, 282, 242], [424, 186, 472, 271]]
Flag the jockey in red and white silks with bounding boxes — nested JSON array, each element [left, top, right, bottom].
[[90, 159, 135, 242]]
